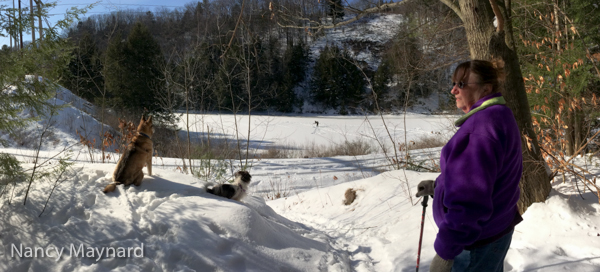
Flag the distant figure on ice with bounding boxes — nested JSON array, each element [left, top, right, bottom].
[[314, 120, 319, 127]]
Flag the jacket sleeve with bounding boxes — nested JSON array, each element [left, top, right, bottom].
[[434, 131, 502, 260]]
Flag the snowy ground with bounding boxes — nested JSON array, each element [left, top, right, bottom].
[[1, 88, 600, 271], [174, 112, 454, 160]]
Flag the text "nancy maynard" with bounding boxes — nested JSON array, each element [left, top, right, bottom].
[[11, 243, 144, 261]]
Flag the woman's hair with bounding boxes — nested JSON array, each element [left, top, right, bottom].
[[452, 59, 506, 93]]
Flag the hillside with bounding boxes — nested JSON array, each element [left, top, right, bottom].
[[64, 7, 453, 115]]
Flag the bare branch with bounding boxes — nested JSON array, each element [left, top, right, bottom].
[[489, 0, 504, 33]]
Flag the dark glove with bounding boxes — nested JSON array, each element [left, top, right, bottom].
[[430, 254, 453, 272], [416, 180, 435, 197]]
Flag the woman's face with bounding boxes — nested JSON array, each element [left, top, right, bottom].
[[451, 72, 488, 113]]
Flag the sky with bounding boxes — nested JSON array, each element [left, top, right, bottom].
[[0, 0, 195, 47]]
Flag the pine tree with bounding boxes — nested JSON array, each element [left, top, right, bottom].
[[104, 22, 166, 118], [372, 59, 392, 111], [61, 32, 104, 103], [0, 2, 91, 191], [104, 32, 127, 108], [279, 41, 309, 112], [311, 45, 365, 114]]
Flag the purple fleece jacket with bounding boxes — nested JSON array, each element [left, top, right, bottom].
[[433, 92, 522, 260]]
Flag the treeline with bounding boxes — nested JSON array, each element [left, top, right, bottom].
[[59, 0, 462, 118], [61, 0, 311, 119]]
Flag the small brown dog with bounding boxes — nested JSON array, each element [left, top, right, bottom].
[[103, 115, 154, 193]]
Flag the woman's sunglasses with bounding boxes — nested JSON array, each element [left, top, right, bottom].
[[452, 81, 480, 89]]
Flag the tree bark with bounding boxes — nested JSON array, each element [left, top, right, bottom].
[[453, 0, 551, 213]]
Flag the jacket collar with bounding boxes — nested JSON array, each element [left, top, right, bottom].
[[455, 93, 505, 127]]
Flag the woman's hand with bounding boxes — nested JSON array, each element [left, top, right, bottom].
[[416, 180, 435, 197]]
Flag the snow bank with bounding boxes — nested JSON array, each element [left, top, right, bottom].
[[0, 164, 350, 272], [3, 85, 114, 153]]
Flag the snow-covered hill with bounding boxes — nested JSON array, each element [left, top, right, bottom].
[[310, 14, 405, 69], [2, 84, 115, 153]]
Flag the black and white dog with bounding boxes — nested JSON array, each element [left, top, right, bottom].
[[206, 171, 252, 201]]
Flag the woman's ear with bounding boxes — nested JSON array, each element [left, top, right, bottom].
[[484, 83, 493, 94]]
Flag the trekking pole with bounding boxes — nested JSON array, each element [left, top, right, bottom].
[[416, 195, 429, 272]]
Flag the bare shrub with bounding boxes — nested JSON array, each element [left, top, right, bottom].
[[256, 139, 376, 159], [11, 127, 40, 148], [264, 175, 294, 200], [403, 134, 448, 151], [258, 135, 446, 160], [304, 139, 375, 158], [263, 146, 288, 159]]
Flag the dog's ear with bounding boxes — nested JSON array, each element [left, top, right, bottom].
[[147, 115, 153, 123], [141, 115, 146, 123]]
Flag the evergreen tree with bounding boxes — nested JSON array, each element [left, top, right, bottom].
[[61, 32, 104, 103], [515, 0, 600, 155], [0, 2, 92, 192], [104, 22, 166, 118], [278, 40, 309, 112], [103, 32, 127, 108], [371, 59, 392, 111], [191, 43, 220, 111], [310, 45, 365, 114]]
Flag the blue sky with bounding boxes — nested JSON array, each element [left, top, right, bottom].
[[1, 0, 195, 46]]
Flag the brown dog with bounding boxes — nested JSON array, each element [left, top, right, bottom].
[[103, 115, 154, 193]]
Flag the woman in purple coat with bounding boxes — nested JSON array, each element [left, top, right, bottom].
[[416, 60, 523, 272]]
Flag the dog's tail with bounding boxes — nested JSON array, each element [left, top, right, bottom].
[[103, 183, 118, 194], [113, 148, 132, 181]]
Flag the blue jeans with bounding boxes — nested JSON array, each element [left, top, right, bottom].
[[451, 230, 514, 272]]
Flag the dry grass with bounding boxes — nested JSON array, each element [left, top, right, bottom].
[[263, 175, 295, 200], [402, 134, 448, 151], [259, 134, 447, 160], [259, 139, 376, 159]]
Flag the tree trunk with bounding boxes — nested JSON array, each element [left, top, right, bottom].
[[456, 0, 551, 213]]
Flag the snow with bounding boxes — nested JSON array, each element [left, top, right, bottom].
[[175, 113, 454, 153], [1, 85, 600, 272], [310, 14, 405, 69]]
